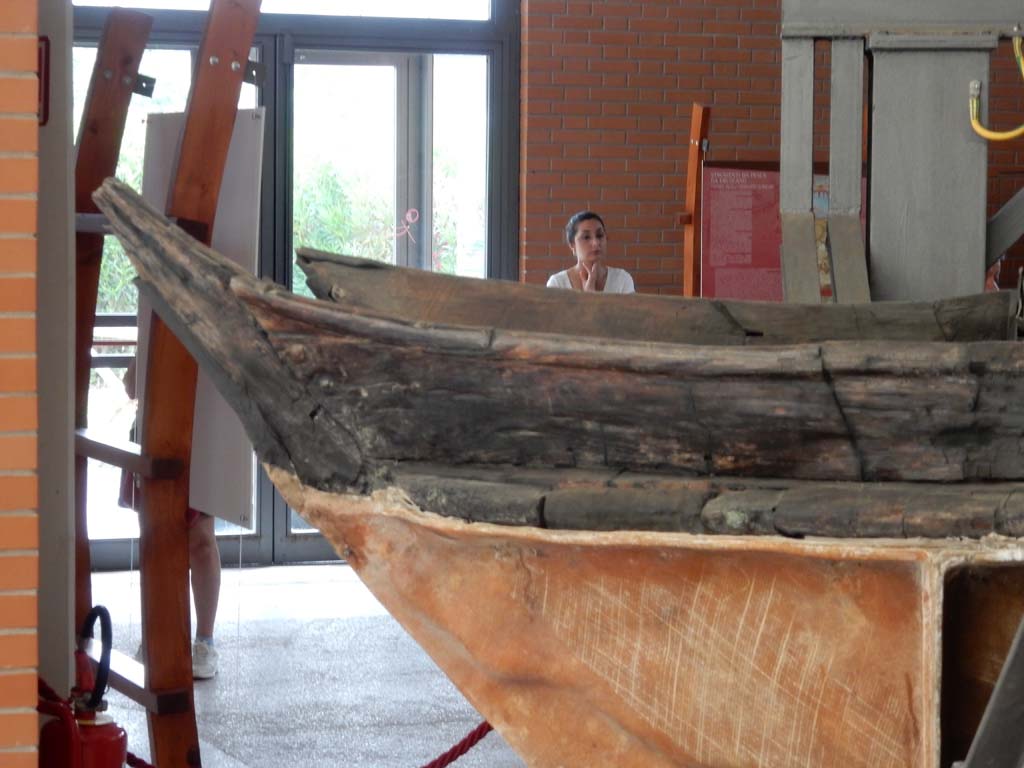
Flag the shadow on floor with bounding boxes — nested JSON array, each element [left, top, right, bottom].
[[91, 563, 525, 767]]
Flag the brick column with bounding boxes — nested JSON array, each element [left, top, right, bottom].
[[0, 2, 40, 766]]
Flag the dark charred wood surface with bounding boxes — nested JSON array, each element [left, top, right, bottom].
[[392, 464, 1024, 539], [297, 247, 1019, 346], [95, 179, 1024, 498]]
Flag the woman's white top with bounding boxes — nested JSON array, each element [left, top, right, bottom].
[[546, 267, 635, 294]]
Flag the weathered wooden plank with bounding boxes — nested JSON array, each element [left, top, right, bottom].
[[543, 488, 709, 533], [827, 216, 871, 303], [780, 212, 821, 304], [397, 468, 1024, 540], [826, 40, 870, 305], [398, 475, 543, 526], [299, 247, 1018, 344], [780, 38, 814, 214], [93, 178, 1024, 489], [828, 39, 864, 216]]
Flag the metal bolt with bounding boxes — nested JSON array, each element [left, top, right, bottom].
[[231, 60, 241, 72], [102, 69, 112, 80], [122, 75, 133, 86], [209, 55, 220, 66]]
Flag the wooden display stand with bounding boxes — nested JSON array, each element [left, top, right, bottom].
[[679, 103, 709, 298], [72, 1, 262, 765]]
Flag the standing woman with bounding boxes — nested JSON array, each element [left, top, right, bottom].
[[546, 211, 635, 293]]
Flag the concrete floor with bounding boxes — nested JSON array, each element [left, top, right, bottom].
[[92, 564, 526, 767]]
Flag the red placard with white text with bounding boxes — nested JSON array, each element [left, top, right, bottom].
[[700, 166, 865, 301]]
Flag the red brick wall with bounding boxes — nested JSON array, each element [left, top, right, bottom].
[[520, 0, 1024, 293], [0, 0, 40, 765]]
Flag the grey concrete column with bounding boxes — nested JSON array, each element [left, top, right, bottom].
[[37, 0, 75, 693]]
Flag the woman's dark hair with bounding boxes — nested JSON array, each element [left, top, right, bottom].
[[565, 211, 605, 245]]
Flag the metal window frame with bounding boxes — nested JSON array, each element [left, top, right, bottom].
[[74, 2, 520, 567]]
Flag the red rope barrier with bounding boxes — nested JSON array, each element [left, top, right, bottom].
[[419, 720, 493, 768], [126, 751, 156, 768]]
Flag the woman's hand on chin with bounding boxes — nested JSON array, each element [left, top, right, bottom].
[[579, 262, 605, 292]]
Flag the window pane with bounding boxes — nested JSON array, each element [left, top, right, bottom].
[[432, 54, 487, 278], [74, 44, 259, 540], [72, 0, 491, 21], [291, 59, 397, 295]]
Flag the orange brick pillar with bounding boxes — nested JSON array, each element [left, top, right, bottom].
[[0, 1, 41, 766]]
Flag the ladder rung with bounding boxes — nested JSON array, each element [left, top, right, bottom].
[[82, 639, 191, 715], [76, 212, 112, 235], [74, 427, 183, 479], [76, 211, 180, 235]]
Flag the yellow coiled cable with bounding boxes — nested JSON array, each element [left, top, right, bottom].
[[969, 36, 1024, 141]]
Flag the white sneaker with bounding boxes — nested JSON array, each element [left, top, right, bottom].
[[192, 641, 218, 680]]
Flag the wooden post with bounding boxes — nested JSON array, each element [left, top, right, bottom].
[[681, 103, 709, 297], [136, 1, 261, 764]]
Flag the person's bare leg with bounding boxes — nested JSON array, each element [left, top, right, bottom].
[[189, 512, 220, 640]]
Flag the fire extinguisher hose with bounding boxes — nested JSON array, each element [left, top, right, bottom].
[[78, 605, 113, 709]]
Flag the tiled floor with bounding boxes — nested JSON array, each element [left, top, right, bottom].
[[91, 564, 526, 767]]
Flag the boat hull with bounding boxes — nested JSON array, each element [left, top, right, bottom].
[[273, 466, 1024, 768]]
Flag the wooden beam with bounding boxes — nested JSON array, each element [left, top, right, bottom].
[[82, 639, 191, 716], [681, 103, 710, 297], [74, 428, 182, 479], [135, 1, 262, 765], [72, 7, 152, 634]]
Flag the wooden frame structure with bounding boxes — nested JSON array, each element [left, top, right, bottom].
[[72, 2, 262, 764], [679, 103, 709, 298], [779, 0, 1020, 303]]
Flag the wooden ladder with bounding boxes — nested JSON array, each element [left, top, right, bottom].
[[72, 2, 262, 765]]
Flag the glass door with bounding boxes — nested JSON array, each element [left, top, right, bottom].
[[278, 46, 489, 561], [73, 42, 266, 569]]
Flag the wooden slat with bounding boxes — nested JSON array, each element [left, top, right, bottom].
[[828, 215, 871, 303], [681, 103, 710, 297], [780, 38, 820, 304], [74, 427, 182, 479], [781, 212, 821, 303], [828, 39, 864, 215], [82, 639, 190, 716], [827, 39, 870, 304], [780, 38, 814, 214], [72, 8, 152, 635]]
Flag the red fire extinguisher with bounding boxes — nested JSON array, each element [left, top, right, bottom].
[[38, 605, 129, 768]]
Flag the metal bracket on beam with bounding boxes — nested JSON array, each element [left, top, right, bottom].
[[133, 73, 156, 98], [243, 60, 265, 86]]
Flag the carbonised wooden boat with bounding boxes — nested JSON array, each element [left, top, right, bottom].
[[95, 178, 1024, 768]]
